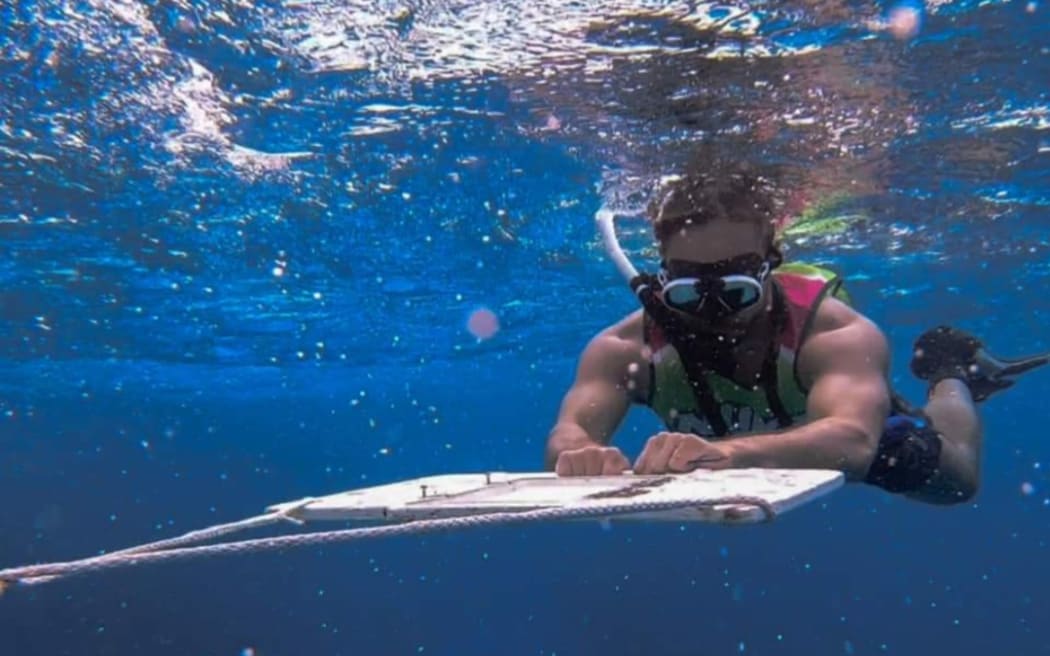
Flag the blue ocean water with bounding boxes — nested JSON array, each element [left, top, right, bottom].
[[1, 0, 1049, 654]]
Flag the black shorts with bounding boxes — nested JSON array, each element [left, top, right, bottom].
[[864, 413, 943, 493]]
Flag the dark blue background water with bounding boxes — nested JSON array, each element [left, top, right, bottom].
[[2, 0, 1049, 654]]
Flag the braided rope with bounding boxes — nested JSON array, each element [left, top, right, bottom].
[[0, 494, 774, 592], [11, 498, 317, 588]]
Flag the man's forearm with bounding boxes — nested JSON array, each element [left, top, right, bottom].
[[722, 417, 878, 480], [544, 422, 602, 470]]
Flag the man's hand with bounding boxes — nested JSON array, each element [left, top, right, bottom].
[[555, 446, 631, 476], [634, 432, 733, 474]]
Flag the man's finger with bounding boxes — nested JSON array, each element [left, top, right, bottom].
[[635, 433, 669, 474], [585, 449, 605, 475], [602, 451, 629, 475], [668, 442, 702, 473], [555, 453, 574, 477], [649, 435, 680, 474]]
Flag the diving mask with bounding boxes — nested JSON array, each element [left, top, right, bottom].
[[658, 254, 772, 319]]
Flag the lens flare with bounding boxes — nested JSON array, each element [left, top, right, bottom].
[[467, 308, 500, 340], [887, 5, 922, 40]]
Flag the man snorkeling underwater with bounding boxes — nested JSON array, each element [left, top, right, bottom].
[[544, 167, 1049, 504]]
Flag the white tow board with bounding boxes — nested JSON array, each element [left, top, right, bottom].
[[268, 468, 843, 525], [0, 468, 846, 591]]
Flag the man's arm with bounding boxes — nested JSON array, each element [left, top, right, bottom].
[[543, 330, 643, 471], [718, 305, 891, 479]]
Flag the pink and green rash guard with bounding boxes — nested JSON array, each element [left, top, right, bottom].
[[641, 262, 850, 438]]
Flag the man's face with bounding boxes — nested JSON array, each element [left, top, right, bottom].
[[660, 219, 774, 330]]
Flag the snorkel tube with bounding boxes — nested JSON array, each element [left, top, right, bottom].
[[594, 206, 670, 320], [594, 208, 639, 283]]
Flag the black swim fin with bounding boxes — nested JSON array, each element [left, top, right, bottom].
[[912, 326, 1049, 402], [976, 350, 1050, 378]]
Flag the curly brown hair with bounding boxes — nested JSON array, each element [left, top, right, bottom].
[[647, 165, 779, 251]]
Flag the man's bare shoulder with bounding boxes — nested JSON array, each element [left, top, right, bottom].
[[811, 296, 864, 334], [602, 309, 645, 341], [586, 309, 645, 358], [798, 297, 889, 381], [577, 310, 649, 394]]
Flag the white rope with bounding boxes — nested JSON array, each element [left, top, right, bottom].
[[0, 494, 774, 593], [11, 498, 317, 587]]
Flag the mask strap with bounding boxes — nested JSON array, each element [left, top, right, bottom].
[[767, 245, 784, 269], [759, 282, 793, 429]]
